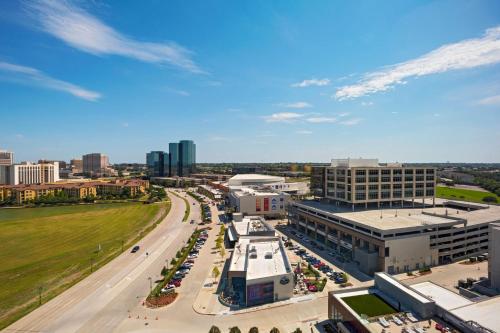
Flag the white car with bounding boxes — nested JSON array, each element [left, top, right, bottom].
[[161, 284, 175, 293]]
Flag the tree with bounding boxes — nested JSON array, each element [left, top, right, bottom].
[[219, 246, 226, 259], [209, 326, 221, 333], [249, 328, 259, 333], [269, 328, 280, 333], [212, 266, 220, 282], [170, 258, 177, 265], [292, 329, 302, 333], [161, 266, 168, 276], [229, 327, 241, 333]]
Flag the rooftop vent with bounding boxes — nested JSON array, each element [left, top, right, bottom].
[[249, 252, 257, 259], [264, 252, 273, 259]]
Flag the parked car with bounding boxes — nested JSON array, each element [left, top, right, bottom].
[[308, 284, 318, 292], [131, 245, 140, 253], [161, 284, 175, 293], [171, 280, 181, 287]]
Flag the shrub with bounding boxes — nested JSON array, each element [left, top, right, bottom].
[[209, 326, 221, 333], [176, 250, 181, 258], [483, 196, 498, 203], [229, 327, 242, 333], [269, 328, 280, 333], [292, 329, 302, 333], [161, 266, 168, 276], [249, 327, 259, 333]]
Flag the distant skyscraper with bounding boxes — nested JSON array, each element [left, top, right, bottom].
[[0, 149, 14, 184], [147, 140, 195, 178], [82, 153, 109, 176], [169, 142, 180, 177], [179, 140, 196, 176], [0, 149, 13, 166], [146, 151, 167, 177]]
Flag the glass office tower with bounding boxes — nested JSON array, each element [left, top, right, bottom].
[[179, 140, 196, 177], [146, 151, 165, 177], [168, 143, 179, 177]]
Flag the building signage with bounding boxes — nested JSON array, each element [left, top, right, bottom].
[[279, 276, 290, 285]]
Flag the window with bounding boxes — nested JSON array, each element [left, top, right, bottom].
[[355, 192, 365, 200], [385, 247, 390, 257]]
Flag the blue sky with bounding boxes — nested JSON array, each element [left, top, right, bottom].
[[1, 0, 500, 163]]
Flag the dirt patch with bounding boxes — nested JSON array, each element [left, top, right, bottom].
[[145, 293, 178, 308]]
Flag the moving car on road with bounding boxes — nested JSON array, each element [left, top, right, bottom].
[[131, 245, 140, 253]]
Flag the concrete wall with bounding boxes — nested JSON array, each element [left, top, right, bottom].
[[384, 235, 437, 273], [488, 224, 500, 291], [374, 273, 435, 319]]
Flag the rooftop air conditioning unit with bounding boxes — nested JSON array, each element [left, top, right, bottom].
[[249, 252, 257, 259], [264, 252, 272, 259]]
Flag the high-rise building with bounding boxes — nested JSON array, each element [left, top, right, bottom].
[[82, 153, 109, 176], [0, 149, 13, 166], [146, 151, 168, 177], [147, 140, 196, 178], [179, 140, 196, 177], [168, 142, 180, 177], [7, 161, 60, 185], [0, 149, 14, 184], [70, 159, 83, 173]]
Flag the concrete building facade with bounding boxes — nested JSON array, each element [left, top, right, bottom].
[[82, 153, 109, 176], [226, 236, 294, 307], [289, 199, 498, 275], [229, 186, 288, 217], [488, 222, 500, 291], [311, 158, 436, 208]]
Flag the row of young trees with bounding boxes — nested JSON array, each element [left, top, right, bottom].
[[209, 326, 302, 333]]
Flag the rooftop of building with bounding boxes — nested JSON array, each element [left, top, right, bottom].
[[228, 174, 285, 185], [198, 184, 223, 194], [410, 281, 473, 310], [231, 216, 274, 236], [293, 198, 500, 231], [229, 236, 291, 280], [230, 186, 283, 197], [449, 295, 500, 333]]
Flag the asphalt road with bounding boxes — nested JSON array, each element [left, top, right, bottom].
[[3, 190, 199, 333]]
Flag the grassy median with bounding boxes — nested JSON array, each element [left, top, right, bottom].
[[0, 201, 170, 329], [436, 186, 499, 204]]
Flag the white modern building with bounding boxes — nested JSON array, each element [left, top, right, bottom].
[[226, 214, 276, 247], [488, 222, 500, 291], [311, 158, 436, 208], [289, 198, 500, 275], [228, 173, 309, 195], [227, 236, 294, 307], [5, 161, 60, 185], [229, 186, 288, 217]]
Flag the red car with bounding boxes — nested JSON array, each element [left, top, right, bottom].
[[313, 262, 324, 268], [308, 285, 318, 292], [171, 280, 181, 287], [186, 259, 195, 264]]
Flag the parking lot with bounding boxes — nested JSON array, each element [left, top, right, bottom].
[[270, 221, 372, 290]]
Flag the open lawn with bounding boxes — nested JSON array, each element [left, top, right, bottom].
[[342, 293, 396, 318], [0, 201, 170, 329], [436, 186, 499, 204]]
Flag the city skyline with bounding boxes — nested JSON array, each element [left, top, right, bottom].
[[1, 1, 500, 163]]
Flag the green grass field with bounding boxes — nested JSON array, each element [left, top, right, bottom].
[[436, 186, 499, 204], [342, 293, 396, 318], [0, 201, 170, 329]]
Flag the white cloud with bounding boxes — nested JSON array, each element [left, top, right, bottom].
[[391, 111, 399, 114], [296, 130, 312, 135], [478, 94, 500, 106], [25, 0, 202, 73], [278, 102, 312, 109], [165, 87, 190, 96], [291, 78, 330, 88], [335, 26, 500, 100], [0, 61, 101, 101], [338, 112, 350, 117], [209, 136, 233, 142], [340, 118, 362, 126], [263, 112, 304, 123], [361, 101, 374, 106], [306, 117, 337, 123]]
